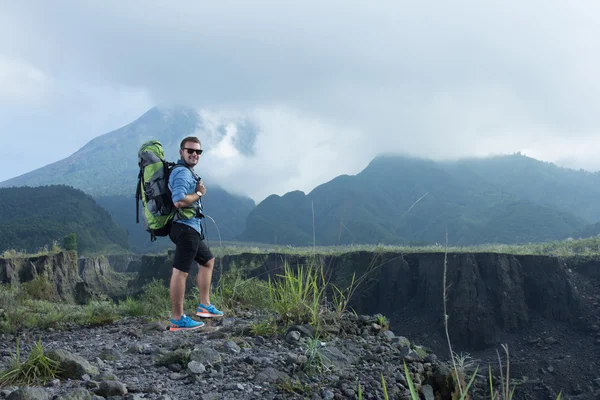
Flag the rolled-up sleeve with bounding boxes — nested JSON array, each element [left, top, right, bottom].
[[169, 168, 188, 203]]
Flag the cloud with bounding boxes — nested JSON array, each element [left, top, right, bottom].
[[199, 107, 370, 201], [1, 0, 600, 194], [0, 56, 50, 105]]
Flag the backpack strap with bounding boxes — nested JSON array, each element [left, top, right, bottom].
[[170, 164, 204, 220], [135, 168, 143, 224]]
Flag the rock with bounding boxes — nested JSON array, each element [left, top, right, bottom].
[[526, 337, 540, 345], [392, 336, 411, 348], [46, 349, 99, 379], [54, 388, 92, 400], [167, 363, 182, 372], [420, 384, 434, 400], [321, 389, 335, 400], [544, 337, 558, 345], [190, 347, 221, 366], [6, 388, 49, 400], [168, 373, 186, 381], [424, 354, 438, 363], [286, 353, 299, 365], [143, 321, 168, 332], [156, 348, 191, 366], [285, 331, 301, 343], [253, 367, 290, 383], [287, 324, 315, 338], [380, 331, 395, 340], [223, 340, 241, 354], [93, 372, 117, 381], [399, 347, 422, 363], [96, 381, 127, 397], [98, 348, 124, 361], [127, 344, 143, 354], [187, 361, 206, 374], [320, 346, 358, 370]]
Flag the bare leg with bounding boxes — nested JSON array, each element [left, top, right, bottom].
[[170, 268, 188, 320], [197, 258, 214, 305]]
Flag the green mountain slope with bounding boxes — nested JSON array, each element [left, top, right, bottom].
[[0, 107, 196, 195], [447, 153, 600, 221], [239, 155, 588, 246], [0, 106, 256, 253], [0, 186, 128, 254], [96, 188, 255, 253]]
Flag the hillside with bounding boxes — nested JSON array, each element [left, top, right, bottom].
[[447, 153, 600, 221], [96, 188, 255, 254], [239, 155, 589, 246], [0, 186, 128, 254], [0, 107, 256, 196], [0, 106, 256, 253]]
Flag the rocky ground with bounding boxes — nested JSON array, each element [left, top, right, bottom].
[[2, 252, 600, 399], [0, 309, 598, 400], [0, 310, 498, 400]]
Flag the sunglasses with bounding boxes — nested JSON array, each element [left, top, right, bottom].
[[183, 148, 203, 155]]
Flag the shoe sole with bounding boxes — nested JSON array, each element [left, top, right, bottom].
[[169, 324, 204, 331], [196, 312, 224, 318]]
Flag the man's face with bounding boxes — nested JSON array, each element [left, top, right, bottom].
[[180, 141, 202, 167]]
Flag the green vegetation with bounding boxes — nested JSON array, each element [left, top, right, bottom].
[[0, 186, 128, 255], [375, 314, 389, 331], [0, 339, 60, 387], [239, 154, 600, 246], [275, 379, 313, 396], [250, 318, 280, 336], [302, 337, 328, 374], [62, 233, 77, 251], [268, 263, 325, 327], [205, 233, 600, 258], [96, 190, 255, 254], [21, 276, 60, 302], [212, 266, 272, 313]]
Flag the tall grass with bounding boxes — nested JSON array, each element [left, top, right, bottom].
[[268, 263, 325, 327], [0, 339, 60, 387]]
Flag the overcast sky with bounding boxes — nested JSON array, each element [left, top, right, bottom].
[[1, 1, 600, 201]]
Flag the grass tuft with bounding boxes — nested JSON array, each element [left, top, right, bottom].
[[0, 338, 60, 387]]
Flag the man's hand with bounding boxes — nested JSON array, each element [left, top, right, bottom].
[[196, 179, 207, 196]]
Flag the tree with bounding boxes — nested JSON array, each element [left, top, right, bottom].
[[62, 233, 77, 251]]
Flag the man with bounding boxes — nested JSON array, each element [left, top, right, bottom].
[[167, 136, 223, 331]]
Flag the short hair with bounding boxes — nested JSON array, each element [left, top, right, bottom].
[[180, 136, 201, 149]]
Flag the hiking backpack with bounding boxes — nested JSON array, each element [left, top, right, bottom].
[[135, 140, 177, 241]]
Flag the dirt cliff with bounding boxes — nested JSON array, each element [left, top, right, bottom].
[[132, 251, 592, 350]]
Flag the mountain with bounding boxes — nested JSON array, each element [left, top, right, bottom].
[[0, 106, 257, 253], [0, 186, 128, 254], [95, 189, 255, 254], [446, 153, 600, 222], [0, 106, 257, 196], [239, 155, 591, 246]]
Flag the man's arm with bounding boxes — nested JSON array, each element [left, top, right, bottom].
[[170, 168, 205, 208], [173, 193, 201, 208]]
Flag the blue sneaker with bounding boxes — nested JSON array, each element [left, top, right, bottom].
[[169, 314, 205, 331], [196, 303, 224, 318]]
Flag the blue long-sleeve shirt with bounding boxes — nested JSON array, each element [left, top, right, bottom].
[[168, 160, 203, 236]]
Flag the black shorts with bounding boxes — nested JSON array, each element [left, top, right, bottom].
[[169, 222, 214, 273]]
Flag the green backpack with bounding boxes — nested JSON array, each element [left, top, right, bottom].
[[135, 140, 177, 241]]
